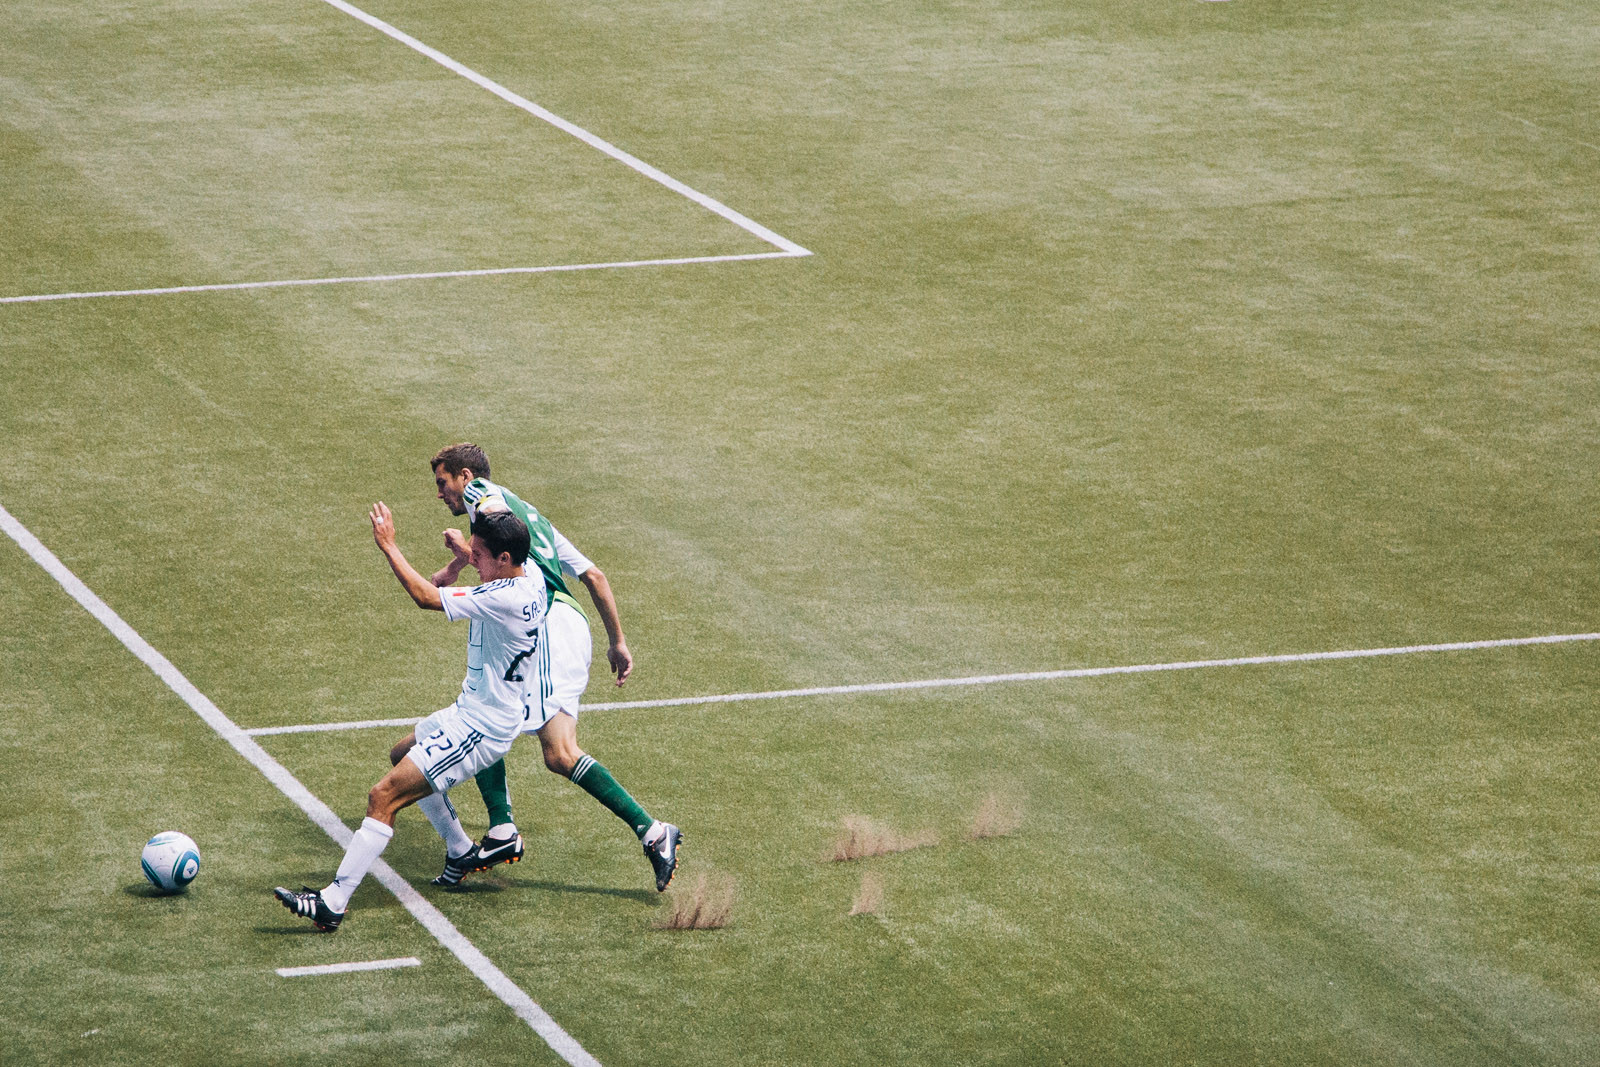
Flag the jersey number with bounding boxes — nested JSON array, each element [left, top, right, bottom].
[[504, 643, 538, 683]]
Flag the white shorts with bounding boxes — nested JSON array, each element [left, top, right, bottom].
[[522, 602, 592, 733], [407, 705, 516, 793]]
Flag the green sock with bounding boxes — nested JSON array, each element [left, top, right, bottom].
[[474, 759, 515, 829], [570, 754, 652, 838]]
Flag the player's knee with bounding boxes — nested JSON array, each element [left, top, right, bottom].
[[543, 747, 579, 776], [368, 771, 412, 815]]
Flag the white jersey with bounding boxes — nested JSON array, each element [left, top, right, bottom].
[[438, 573, 548, 741]]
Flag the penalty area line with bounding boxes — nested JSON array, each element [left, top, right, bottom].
[[0, 503, 601, 1067], [241, 631, 1600, 736], [0, 250, 805, 306], [0, 1, 814, 307], [316, 0, 809, 256]]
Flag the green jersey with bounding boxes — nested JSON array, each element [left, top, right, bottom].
[[462, 478, 588, 620]]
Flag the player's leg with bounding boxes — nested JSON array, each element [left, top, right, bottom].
[[468, 603, 594, 868], [535, 712, 648, 834], [468, 756, 524, 873], [461, 744, 524, 873], [273, 748, 432, 930], [365, 750, 436, 825], [404, 708, 522, 886], [325, 757, 432, 906], [537, 712, 682, 891], [390, 723, 519, 878], [472, 758, 518, 841], [389, 731, 482, 880], [388, 731, 417, 764]]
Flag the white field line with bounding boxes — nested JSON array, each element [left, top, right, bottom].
[[0, 503, 601, 1067], [0, 4, 811, 306], [0, 254, 800, 308], [316, 0, 809, 256], [243, 631, 1600, 736], [0, 251, 805, 306], [277, 956, 422, 978]]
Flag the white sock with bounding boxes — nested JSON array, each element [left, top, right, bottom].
[[485, 822, 518, 842], [417, 792, 475, 858], [641, 820, 665, 847], [322, 817, 393, 913]]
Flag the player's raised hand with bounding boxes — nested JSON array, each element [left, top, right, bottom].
[[370, 501, 398, 550], [443, 527, 471, 562]]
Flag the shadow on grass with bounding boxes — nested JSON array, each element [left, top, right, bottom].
[[122, 882, 187, 898], [520, 880, 658, 904], [428, 880, 506, 895], [253, 924, 337, 936]]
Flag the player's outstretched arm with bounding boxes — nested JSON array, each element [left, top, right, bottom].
[[370, 502, 444, 611], [579, 566, 632, 685]]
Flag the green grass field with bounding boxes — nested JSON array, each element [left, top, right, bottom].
[[2, 0, 1598, 1063]]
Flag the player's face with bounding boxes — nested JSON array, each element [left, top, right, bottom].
[[434, 467, 470, 515], [467, 534, 517, 580]]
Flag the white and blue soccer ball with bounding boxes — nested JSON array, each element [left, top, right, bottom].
[[141, 831, 201, 893]]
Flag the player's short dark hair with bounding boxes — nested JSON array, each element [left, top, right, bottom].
[[432, 442, 491, 480], [471, 509, 529, 566]]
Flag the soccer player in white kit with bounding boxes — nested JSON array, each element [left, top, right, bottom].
[[429, 443, 681, 893], [273, 504, 546, 931]]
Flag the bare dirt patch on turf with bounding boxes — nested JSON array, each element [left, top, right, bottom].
[[827, 815, 939, 862], [848, 871, 885, 916], [968, 792, 1023, 840], [654, 873, 736, 930]]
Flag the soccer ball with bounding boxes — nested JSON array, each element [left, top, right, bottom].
[[141, 831, 201, 893]]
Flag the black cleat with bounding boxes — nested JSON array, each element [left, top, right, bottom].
[[644, 824, 682, 892], [472, 832, 524, 872], [274, 885, 344, 931], [431, 845, 482, 887]]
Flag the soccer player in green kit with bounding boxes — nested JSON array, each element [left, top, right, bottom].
[[425, 443, 681, 892]]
